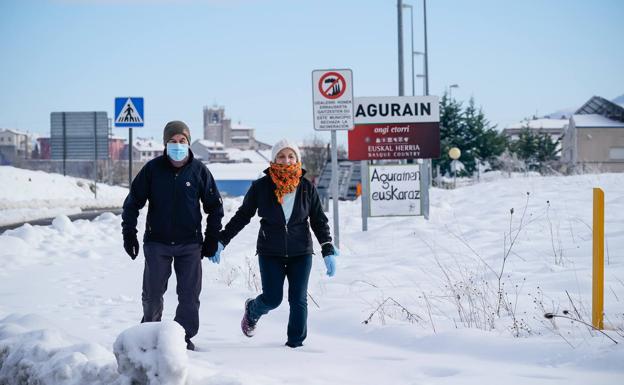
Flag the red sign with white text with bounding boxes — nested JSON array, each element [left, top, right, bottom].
[[347, 123, 440, 160]]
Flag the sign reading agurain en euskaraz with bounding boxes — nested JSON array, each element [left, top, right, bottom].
[[368, 164, 421, 216]]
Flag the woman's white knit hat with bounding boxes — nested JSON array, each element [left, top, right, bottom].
[[271, 139, 301, 162]]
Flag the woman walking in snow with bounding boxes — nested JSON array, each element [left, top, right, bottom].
[[208, 139, 338, 348]]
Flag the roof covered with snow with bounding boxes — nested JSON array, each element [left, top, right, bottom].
[[224, 148, 270, 163], [506, 118, 568, 130], [133, 138, 163, 151], [572, 114, 624, 128], [195, 139, 224, 149], [0, 128, 29, 136]]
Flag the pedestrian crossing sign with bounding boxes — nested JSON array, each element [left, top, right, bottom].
[[114, 97, 144, 127]]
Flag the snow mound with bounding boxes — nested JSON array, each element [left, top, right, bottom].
[[0, 314, 119, 385], [52, 215, 77, 234], [113, 321, 188, 385]]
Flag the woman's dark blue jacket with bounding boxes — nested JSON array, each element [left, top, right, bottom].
[[219, 169, 332, 257], [121, 150, 224, 245]]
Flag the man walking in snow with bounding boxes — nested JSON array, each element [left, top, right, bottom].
[[121, 120, 224, 351]]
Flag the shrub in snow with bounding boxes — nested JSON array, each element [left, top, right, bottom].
[[0, 314, 119, 385], [113, 321, 188, 385]]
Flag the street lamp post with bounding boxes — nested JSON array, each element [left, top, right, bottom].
[[402, 3, 414, 96], [423, 0, 429, 96], [413, 51, 424, 95], [397, 0, 404, 96], [449, 83, 459, 100]]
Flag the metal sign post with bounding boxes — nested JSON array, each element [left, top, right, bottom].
[[420, 160, 430, 219], [360, 160, 369, 231], [93, 111, 97, 199], [331, 130, 340, 246], [312, 69, 354, 249]]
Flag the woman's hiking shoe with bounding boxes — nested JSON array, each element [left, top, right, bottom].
[[241, 298, 257, 337]]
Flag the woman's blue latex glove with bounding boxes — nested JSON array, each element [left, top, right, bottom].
[[321, 243, 339, 277], [323, 254, 337, 277], [208, 242, 224, 264]]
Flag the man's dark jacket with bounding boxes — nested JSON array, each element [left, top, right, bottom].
[[219, 169, 332, 257], [122, 150, 223, 245]]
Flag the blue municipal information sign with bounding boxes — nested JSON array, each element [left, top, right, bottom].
[[114, 97, 144, 127]]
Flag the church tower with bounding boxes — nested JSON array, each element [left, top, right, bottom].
[[203, 105, 227, 143]]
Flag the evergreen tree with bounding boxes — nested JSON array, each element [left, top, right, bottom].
[[434, 94, 506, 176], [464, 99, 507, 168], [509, 128, 538, 168], [508, 124, 560, 171], [535, 132, 560, 164], [434, 93, 463, 176]]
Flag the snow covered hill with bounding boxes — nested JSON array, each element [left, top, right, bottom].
[[0, 171, 623, 384], [0, 166, 128, 226]]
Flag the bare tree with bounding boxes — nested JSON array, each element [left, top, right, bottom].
[[301, 134, 329, 181]]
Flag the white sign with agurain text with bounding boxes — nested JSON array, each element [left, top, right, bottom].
[[368, 164, 421, 217]]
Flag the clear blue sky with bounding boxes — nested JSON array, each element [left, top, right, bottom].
[[1, 0, 622, 146]]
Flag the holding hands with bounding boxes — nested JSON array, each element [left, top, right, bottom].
[[208, 242, 224, 264], [202, 237, 224, 264]]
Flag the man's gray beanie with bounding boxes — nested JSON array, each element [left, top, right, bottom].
[[163, 121, 191, 145]]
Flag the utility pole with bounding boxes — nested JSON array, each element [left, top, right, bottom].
[[397, 0, 404, 97]]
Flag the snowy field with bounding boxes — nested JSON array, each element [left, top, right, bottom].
[[0, 166, 128, 226], [0, 169, 623, 384]]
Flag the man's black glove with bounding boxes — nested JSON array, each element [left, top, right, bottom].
[[201, 237, 218, 259], [321, 243, 336, 257], [123, 233, 140, 260]]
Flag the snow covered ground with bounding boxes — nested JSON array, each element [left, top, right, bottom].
[[0, 168, 623, 384], [0, 166, 128, 226]]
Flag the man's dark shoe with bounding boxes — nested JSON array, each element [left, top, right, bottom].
[[186, 339, 195, 351], [241, 298, 257, 337], [285, 341, 303, 348]]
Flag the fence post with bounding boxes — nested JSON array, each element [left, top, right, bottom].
[[592, 187, 604, 330]]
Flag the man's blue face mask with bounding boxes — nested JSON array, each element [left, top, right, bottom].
[[166, 143, 189, 161]]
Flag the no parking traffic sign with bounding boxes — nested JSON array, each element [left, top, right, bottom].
[[312, 69, 353, 130]]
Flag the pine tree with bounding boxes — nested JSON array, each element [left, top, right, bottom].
[[434, 94, 506, 176], [509, 128, 538, 169], [508, 123, 561, 171], [434, 93, 463, 176], [465, 99, 507, 168]]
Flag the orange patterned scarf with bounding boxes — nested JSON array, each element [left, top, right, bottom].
[[268, 162, 302, 204]]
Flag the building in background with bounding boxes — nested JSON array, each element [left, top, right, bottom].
[[191, 140, 229, 162], [124, 137, 163, 162], [33, 136, 125, 160], [202, 104, 270, 150], [50, 112, 109, 160], [36, 137, 51, 159], [503, 118, 567, 143], [502, 117, 567, 157], [109, 136, 126, 161], [0, 128, 32, 165], [561, 96, 624, 172]]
